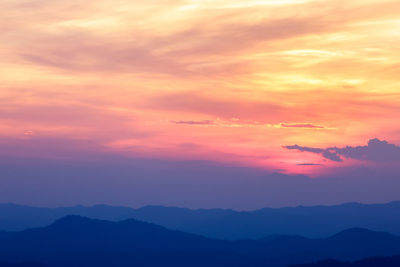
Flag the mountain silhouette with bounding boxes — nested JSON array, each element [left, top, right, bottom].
[[2, 201, 400, 239], [290, 255, 400, 266], [0, 263, 45, 267], [1, 217, 400, 266]]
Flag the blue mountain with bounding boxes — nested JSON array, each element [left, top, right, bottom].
[[1, 216, 400, 266], [290, 255, 400, 266], [1, 201, 400, 239]]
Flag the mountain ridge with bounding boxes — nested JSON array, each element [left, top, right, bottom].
[[1, 201, 400, 239], [1, 216, 400, 266]]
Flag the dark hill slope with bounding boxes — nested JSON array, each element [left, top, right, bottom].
[[1, 217, 400, 266]]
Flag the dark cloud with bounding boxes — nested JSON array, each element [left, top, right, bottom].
[[284, 145, 324, 154], [334, 138, 400, 162], [322, 149, 343, 162], [285, 138, 400, 163]]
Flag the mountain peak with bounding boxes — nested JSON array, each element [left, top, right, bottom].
[[49, 215, 105, 229], [329, 228, 393, 241]]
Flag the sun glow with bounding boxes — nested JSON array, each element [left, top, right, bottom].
[[1, 0, 400, 174]]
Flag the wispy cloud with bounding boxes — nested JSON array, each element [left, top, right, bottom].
[[171, 120, 215, 125], [280, 123, 325, 129], [1, 0, 400, 176], [284, 145, 324, 154]]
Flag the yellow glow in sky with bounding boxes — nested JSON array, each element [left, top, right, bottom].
[[1, 0, 400, 174]]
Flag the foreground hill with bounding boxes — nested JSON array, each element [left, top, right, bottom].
[[0, 263, 44, 267], [1, 217, 400, 266], [1, 201, 400, 239], [290, 255, 400, 266]]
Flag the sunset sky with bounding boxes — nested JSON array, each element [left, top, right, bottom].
[[1, 0, 400, 208]]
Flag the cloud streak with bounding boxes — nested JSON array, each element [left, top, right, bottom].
[[1, 0, 400, 177], [280, 123, 325, 129], [171, 120, 215, 125]]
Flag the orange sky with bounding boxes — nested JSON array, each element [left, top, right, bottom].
[[1, 0, 400, 175]]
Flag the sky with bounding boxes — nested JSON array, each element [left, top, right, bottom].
[[1, 0, 400, 209]]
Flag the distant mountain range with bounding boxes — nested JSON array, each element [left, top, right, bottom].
[[1, 216, 400, 267], [1, 201, 400, 239], [290, 255, 400, 266]]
